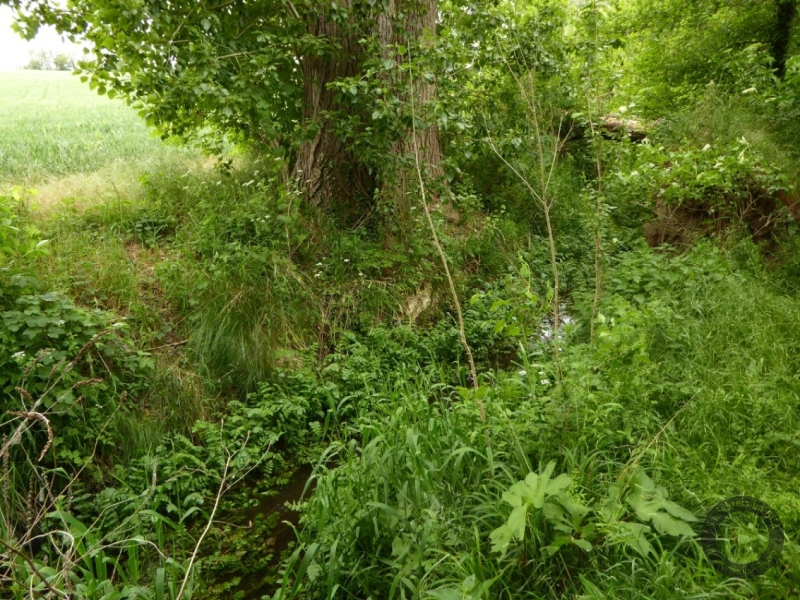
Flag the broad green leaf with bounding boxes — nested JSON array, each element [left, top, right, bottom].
[[620, 522, 653, 557], [632, 470, 656, 493], [543, 501, 567, 526], [510, 480, 532, 504], [427, 590, 460, 600], [649, 512, 696, 537], [661, 499, 698, 522], [632, 499, 662, 520], [544, 535, 572, 556], [508, 504, 528, 540], [572, 538, 593, 552], [541, 460, 557, 482], [502, 490, 522, 508], [545, 473, 571, 496], [489, 524, 513, 554]]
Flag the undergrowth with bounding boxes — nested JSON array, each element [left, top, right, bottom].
[[2, 13, 800, 596]]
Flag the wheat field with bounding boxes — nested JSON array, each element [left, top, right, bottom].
[[0, 70, 195, 187]]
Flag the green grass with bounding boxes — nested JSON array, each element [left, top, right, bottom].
[[282, 242, 800, 599], [2, 62, 800, 600], [0, 70, 194, 186]]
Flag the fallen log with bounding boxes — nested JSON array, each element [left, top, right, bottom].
[[597, 114, 654, 142], [565, 114, 658, 143]]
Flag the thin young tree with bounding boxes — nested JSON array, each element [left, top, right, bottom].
[[483, 50, 569, 365]]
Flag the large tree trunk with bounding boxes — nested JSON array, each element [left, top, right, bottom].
[[381, 0, 442, 176], [772, 0, 797, 79], [377, 0, 445, 221], [294, 2, 373, 214], [293, 0, 442, 220]]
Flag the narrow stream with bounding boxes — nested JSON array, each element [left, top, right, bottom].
[[239, 464, 315, 600]]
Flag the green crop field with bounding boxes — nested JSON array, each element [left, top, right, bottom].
[[0, 70, 192, 185]]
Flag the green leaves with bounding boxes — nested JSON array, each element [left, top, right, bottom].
[[595, 470, 697, 559], [506, 463, 572, 509], [0, 192, 48, 261], [625, 470, 697, 539], [492, 466, 697, 564], [490, 461, 583, 557]]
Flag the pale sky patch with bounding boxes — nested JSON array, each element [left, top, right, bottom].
[[0, 5, 82, 71]]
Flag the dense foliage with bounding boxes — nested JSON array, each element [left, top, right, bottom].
[[1, 0, 799, 598]]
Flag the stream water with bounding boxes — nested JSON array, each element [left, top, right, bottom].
[[236, 308, 573, 598], [239, 464, 315, 599]]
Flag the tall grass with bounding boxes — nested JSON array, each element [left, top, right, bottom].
[[277, 241, 800, 599]]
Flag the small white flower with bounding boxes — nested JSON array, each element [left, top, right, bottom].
[[12, 351, 25, 360], [343, 259, 350, 263], [315, 273, 322, 278], [58, 320, 65, 326], [358, 271, 364, 277], [316, 262, 323, 267], [518, 370, 526, 377], [540, 379, 550, 386]]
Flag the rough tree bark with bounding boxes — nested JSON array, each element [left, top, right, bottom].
[[293, 0, 443, 216], [294, 1, 370, 210], [377, 0, 448, 223]]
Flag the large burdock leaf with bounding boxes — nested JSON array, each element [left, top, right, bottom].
[[627, 470, 697, 538], [492, 463, 573, 557], [502, 489, 522, 508], [545, 473, 571, 496], [631, 499, 662, 520], [507, 504, 529, 540], [525, 472, 547, 508], [649, 512, 696, 537], [427, 589, 460, 600], [489, 524, 514, 555], [620, 521, 654, 557], [661, 499, 698, 522]]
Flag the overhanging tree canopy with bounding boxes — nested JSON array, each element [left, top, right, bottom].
[[6, 0, 444, 214]]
